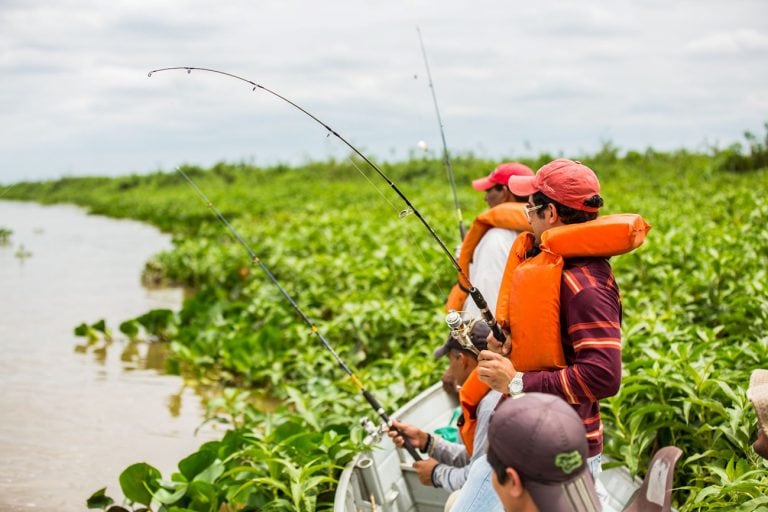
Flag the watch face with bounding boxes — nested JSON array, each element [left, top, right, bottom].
[[509, 375, 523, 394]]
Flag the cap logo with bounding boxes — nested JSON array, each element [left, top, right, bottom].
[[554, 450, 583, 475]]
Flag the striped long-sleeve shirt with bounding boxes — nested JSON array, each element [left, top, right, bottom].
[[522, 256, 622, 457]]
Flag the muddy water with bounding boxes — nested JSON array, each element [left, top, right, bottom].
[[0, 201, 218, 511]]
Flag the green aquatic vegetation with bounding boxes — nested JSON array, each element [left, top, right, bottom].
[[6, 150, 768, 510], [14, 243, 32, 260], [89, 404, 365, 512], [75, 319, 113, 343], [0, 227, 11, 245]]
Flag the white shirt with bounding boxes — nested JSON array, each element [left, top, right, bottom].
[[462, 227, 518, 318]]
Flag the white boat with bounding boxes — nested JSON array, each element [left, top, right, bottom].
[[334, 382, 678, 512]]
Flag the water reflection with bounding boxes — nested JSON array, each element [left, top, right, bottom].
[[75, 337, 171, 373], [0, 200, 217, 512]]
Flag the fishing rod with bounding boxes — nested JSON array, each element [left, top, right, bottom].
[[148, 66, 505, 343], [416, 27, 466, 241], [175, 167, 422, 461]]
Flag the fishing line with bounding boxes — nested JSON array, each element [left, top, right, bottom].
[[175, 167, 422, 461], [344, 155, 404, 215], [343, 153, 454, 309], [148, 66, 505, 341], [416, 27, 466, 241]]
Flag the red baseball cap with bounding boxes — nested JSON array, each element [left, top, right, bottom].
[[471, 162, 534, 191], [507, 159, 602, 212]]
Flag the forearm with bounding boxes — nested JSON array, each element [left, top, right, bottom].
[[431, 437, 470, 467], [431, 462, 470, 491], [523, 348, 622, 403]]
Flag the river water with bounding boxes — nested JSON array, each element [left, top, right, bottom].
[[0, 201, 216, 511]]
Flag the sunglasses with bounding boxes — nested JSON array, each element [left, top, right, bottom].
[[524, 203, 545, 220]]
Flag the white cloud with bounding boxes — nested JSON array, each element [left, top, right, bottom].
[[1, 0, 767, 183], [686, 29, 768, 55]]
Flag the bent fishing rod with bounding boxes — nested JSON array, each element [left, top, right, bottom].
[[148, 66, 505, 342], [176, 168, 422, 461], [416, 27, 466, 241]]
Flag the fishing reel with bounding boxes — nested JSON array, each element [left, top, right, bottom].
[[445, 310, 480, 356], [360, 417, 388, 444]]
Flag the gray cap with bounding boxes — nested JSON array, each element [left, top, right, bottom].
[[487, 393, 601, 512]]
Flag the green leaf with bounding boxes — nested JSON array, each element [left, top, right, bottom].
[[119, 462, 162, 505], [86, 487, 114, 509], [92, 319, 108, 333], [119, 319, 140, 339], [152, 484, 188, 505], [187, 480, 218, 511], [192, 460, 225, 484], [178, 449, 217, 481]]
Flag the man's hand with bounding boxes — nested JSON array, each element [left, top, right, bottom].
[[486, 330, 512, 355], [477, 350, 517, 394], [388, 419, 428, 450], [413, 458, 439, 486]]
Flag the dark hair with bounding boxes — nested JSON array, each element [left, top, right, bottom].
[[487, 442, 510, 485], [489, 183, 527, 203], [531, 192, 599, 224], [449, 346, 478, 360]]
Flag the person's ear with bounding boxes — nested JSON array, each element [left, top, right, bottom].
[[547, 203, 559, 225], [505, 467, 526, 497]]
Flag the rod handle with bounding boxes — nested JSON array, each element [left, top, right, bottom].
[[469, 287, 506, 342], [362, 389, 422, 461]]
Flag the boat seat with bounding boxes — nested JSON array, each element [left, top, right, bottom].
[[623, 446, 683, 512]]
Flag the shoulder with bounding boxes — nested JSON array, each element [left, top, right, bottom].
[[478, 227, 518, 246], [561, 259, 621, 320], [478, 390, 502, 412], [485, 226, 519, 238], [561, 257, 616, 296]]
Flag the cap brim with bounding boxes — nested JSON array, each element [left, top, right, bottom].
[[747, 376, 768, 435], [507, 175, 537, 197], [471, 176, 496, 191], [750, 369, 768, 388], [525, 466, 601, 512], [433, 339, 453, 359]]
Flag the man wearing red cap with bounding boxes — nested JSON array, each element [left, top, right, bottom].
[[452, 159, 625, 511], [444, 162, 533, 320]]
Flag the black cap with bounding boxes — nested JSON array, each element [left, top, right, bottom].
[[433, 320, 490, 359]]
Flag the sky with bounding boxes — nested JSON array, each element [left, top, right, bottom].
[[1, 0, 767, 184]]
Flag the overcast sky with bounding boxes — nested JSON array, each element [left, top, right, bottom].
[[1, 0, 767, 184]]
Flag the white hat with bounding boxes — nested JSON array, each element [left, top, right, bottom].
[[746, 369, 768, 435]]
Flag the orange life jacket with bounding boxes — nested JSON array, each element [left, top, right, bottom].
[[458, 214, 651, 453], [457, 369, 493, 456], [445, 202, 530, 312]]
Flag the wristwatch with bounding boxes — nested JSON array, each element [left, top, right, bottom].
[[507, 372, 524, 396]]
